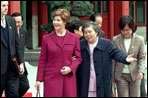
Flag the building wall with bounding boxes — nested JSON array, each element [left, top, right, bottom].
[[136, 27, 147, 42], [8, 1, 20, 15], [8, 1, 147, 49], [113, 1, 129, 36], [32, 1, 39, 49]]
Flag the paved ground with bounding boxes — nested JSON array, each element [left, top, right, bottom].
[[26, 44, 147, 97], [25, 62, 43, 97]]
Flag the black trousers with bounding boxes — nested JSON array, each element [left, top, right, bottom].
[[19, 74, 30, 97], [1, 56, 20, 97], [1, 74, 6, 96], [5, 72, 20, 97], [1, 67, 30, 97]]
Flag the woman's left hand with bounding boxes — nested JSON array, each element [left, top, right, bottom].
[[60, 66, 72, 75]]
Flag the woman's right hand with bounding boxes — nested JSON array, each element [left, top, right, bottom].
[[35, 81, 41, 90]]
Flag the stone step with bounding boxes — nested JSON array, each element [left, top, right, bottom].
[[24, 50, 40, 66]]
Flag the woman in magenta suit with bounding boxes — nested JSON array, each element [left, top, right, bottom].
[[35, 9, 82, 97]]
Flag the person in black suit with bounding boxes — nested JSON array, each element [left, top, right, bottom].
[[68, 19, 84, 40], [1, 1, 25, 97], [89, 13, 105, 38], [11, 12, 30, 97]]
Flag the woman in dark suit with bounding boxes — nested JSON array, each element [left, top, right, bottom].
[[77, 22, 137, 97], [35, 9, 82, 97]]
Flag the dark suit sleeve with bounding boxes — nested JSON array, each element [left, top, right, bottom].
[[99, 30, 105, 38], [107, 40, 129, 64], [21, 28, 28, 46], [12, 18, 24, 64], [20, 28, 28, 57], [25, 30, 28, 46]]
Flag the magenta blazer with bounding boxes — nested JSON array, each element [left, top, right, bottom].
[[36, 30, 82, 97]]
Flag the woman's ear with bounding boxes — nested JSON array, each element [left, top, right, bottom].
[[74, 29, 78, 34]]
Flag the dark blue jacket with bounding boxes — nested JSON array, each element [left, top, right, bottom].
[[1, 16, 24, 75], [77, 37, 129, 97]]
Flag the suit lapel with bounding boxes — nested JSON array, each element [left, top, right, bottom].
[[1, 27, 8, 47], [119, 34, 136, 54], [119, 34, 127, 53], [6, 16, 13, 48], [51, 31, 62, 48], [51, 30, 71, 48], [20, 28, 24, 36], [61, 31, 70, 47], [19, 29, 25, 40], [128, 34, 136, 54], [86, 44, 90, 55]]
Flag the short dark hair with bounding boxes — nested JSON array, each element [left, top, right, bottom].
[[82, 21, 101, 36], [11, 12, 23, 21], [119, 16, 137, 33], [68, 20, 83, 33], [89, 13, 102, 22]]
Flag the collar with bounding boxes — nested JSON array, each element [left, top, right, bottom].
[[56, 30, 66, 36], [81, 37, 106, 51], [88, 37, 99, 48], [95, 37, 106, 51], [1, 15, 5, 20]]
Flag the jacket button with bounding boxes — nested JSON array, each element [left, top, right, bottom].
[[96, 73, 98, 76], [94, 61, 97, 63]]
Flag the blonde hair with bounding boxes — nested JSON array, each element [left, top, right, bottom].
[[53, 9, 71, 23]]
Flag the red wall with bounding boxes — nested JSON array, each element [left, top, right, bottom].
[[108, 1, 114, 40], [101, 1, 129, 39], [101, 1, 129, 40], [102, 14, 108, 38], [8, 1, 131, 45], [8, 1, 20, 15], [114, 1, 129, 36], [38, 1, 48, 46]]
